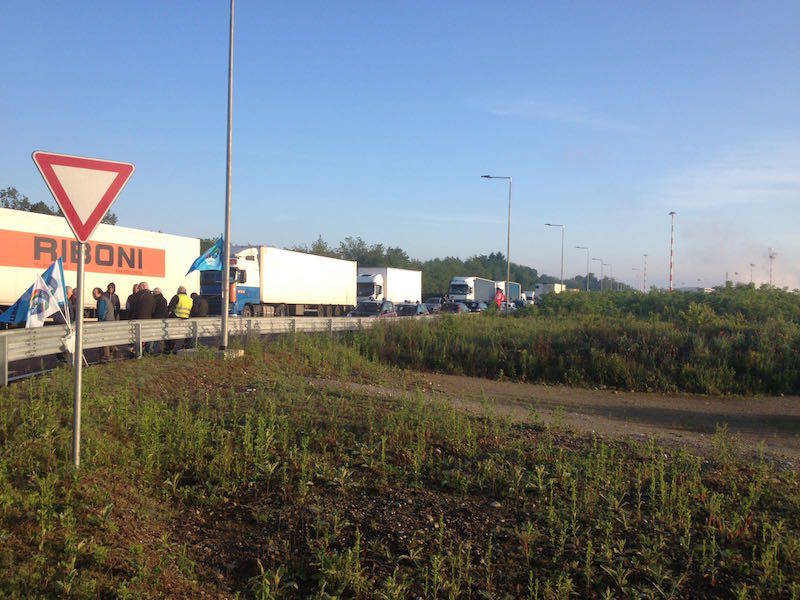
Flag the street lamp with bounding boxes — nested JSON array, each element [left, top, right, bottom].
[[643, 253, 648, 292], [575, 246, 589, 291], [668, 211, 676, 292], [604, 263, 613, 291], [545, 223, 565, 289], [482, 175, 512, 315], [220, 0, 235, 350], [632, 267, 640, 292], [592, 258, 603, 291], [749, 263, 755, 284]]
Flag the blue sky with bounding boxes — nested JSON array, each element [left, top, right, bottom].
[[2, 2, 799, 288]]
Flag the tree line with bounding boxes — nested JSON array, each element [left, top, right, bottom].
[[1, 186, 118, 225]]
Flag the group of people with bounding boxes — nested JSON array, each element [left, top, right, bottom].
[[89, 282, 209, 323], [87, 282, 210, 361]]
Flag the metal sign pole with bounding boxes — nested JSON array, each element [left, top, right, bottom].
[[72, 242, 85, 468]]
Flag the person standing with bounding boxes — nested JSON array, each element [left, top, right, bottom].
[[107, 283, 121, 320], [150, 288, 169, 354], [93, 287, 114, 362], [125, 284, 139, 319], [132, 282, 155, 320], [494, 287, 506, 310], [166, 286, 193, 353], [189, 293, 209, 317]]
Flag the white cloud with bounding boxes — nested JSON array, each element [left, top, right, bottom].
[[468, 94, 641, 133], [655, 141, 800, 210]]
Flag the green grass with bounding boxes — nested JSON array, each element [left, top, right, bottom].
[[349, 307, 800, 395], [1, 334, 799, 598]]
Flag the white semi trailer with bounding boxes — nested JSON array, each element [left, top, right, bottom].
[[0, 207, 200, 312], [495, 281, 522, 302], [448, 276, 495, 303], [357, 267, 422, 304], [213, 246, 357, 317]]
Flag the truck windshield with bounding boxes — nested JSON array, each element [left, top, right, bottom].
[[449, 284, 471, 295], [199, 268, 237, 286], [357, 283, 375, 297]]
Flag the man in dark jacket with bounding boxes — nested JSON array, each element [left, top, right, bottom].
[[189, 293, 209, 317], [93, 287, 114, 362], [132, 281, 155, 320], [152, 288, 169, 319], [125, 284, 139, 319], [107, 283, 121, 320], [148, 288, 170, 354]]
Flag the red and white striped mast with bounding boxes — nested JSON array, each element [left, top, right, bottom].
[[668, 211, 676, 292]]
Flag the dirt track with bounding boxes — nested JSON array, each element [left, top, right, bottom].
[[314, 373, 800, 467]]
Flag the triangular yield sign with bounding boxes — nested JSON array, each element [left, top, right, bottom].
[[32, 151, 135, 243]]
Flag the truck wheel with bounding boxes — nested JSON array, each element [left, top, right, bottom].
[[242, 304, 253, 318]]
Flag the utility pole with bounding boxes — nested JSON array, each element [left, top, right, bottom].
[[749, 263, 755, 285], [668, 211, 676, 292], [769, 248, 777, 287]]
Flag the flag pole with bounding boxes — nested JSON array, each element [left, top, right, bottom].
[[72, 243, 85, 468]]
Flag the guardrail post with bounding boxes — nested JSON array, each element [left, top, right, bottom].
[[247, 318, 253, 339], [1, 336, 8, 387], [192, 321, 199, 348], [328, 318, 333, 336], [134, 323, 143, 359], [290, 318, 296, 336]]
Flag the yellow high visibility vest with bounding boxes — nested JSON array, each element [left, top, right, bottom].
[[175, 294, 193, 319]]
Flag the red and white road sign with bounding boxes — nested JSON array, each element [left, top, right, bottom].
[[32, 151, 135, 243]]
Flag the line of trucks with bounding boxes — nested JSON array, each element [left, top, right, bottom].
[[0, 209, 425, 318], [0, 209, 530, 318]]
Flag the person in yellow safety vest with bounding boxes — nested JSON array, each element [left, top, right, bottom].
[[166, 286, 194, 354], [168, 286, 193, 319]]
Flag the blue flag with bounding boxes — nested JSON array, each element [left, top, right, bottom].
[[186, 237, 223, 275], [0, 259, 67, 325]]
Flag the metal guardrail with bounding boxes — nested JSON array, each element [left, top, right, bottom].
[[0, 315, 395, 386]]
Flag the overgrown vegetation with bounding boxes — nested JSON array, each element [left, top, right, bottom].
[[1, 335, 799, 598], [353, 286, 800, 395]]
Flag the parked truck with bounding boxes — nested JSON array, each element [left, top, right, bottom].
[[0, 207, 200, 313], [448, 276, 495, 303], [357, 267, 422, 304], [495, 281, 522, 302], [202, 246, 357, 317]]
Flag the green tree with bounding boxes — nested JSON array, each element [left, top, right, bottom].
[[1, 185, 118, 224]]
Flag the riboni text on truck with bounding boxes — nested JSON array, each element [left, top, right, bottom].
[[203, 246, 357, 317], [356, 267, 422, 304], [0, 208, 200, 313]]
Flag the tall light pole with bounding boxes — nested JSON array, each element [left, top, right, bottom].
[[575, 246, 589, 291], [482, 175, 512, 314], [220, 0, 235, 349], [749, 263, 755, 284], [632, 267, 640, 292], [643, 253, 648, 292], [592, 258, 603, 291], [769, 248, 777, 287], [604, 263, 613, 291], [668, 211, 676, 292], [545, 223, 565, 289]]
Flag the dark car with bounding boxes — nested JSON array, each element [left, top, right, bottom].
[[424, 297, 444, 313], [348, 300, 397, 317], [465, 301, 488, 313], [397, 303, 429, 317], [440, 301, 469, 314]]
